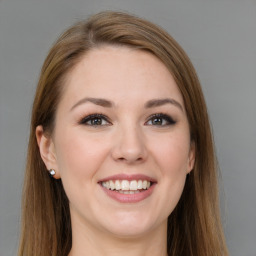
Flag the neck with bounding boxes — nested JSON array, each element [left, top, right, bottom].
[[68, 217, 168, 256]]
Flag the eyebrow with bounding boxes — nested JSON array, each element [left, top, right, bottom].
[[70, 97, 113, 111], [70, 97, 183, 112], [145, 98, 183, 112]]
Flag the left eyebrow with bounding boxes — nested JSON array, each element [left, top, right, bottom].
[[145, 98, 184, 112], [70, 97, 113, 111]]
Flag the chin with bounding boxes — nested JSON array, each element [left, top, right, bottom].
[[106, 224, 153, 239], [100, 210, 163, 238]]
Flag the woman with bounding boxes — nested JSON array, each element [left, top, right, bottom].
[[18, 11, 228, 256]]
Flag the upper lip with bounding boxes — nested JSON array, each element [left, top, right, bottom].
[[98, 174, 157, 183]]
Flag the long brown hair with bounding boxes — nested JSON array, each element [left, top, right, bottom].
[[19, 11, 228, 256]]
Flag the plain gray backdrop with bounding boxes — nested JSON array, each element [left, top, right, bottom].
[[1, 0, 255, 255]]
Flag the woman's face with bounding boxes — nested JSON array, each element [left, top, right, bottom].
[[39, 46, 195, 238]]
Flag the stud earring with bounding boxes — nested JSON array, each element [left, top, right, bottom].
[[49, 169, 56, 177]]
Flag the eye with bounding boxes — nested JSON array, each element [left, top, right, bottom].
[[79, 114, 111, 126], [145, 113, 176, 126]]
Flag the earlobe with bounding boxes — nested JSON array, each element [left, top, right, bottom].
[[36, 125, 60, 179]]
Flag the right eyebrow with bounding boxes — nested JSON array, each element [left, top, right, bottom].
[[145, 98, 184, 112], [70, 97, 113, 111]]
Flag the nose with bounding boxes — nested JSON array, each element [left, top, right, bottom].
[[111, 124, 148, 164]]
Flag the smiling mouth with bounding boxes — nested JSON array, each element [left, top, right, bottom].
[[100, 180, 153, 194]]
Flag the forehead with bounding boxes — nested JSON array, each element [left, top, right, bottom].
[[61, 46, 184, 107]]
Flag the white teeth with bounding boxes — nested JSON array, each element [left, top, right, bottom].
[[101, 179, 152, 191], [130, 180, 138, 190], [109, 180, 115, 190], [115, 180, 121, 190], [118, 190, 140, 194], [142, 180, 147, 189], [137, 180, 142, 189], [102, 181, 110, 189], [121, 180, 130, 190]]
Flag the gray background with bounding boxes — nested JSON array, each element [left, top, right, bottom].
[[0, 0, 255, 255]]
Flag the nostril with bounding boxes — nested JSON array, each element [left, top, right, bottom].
[[116, 156, 144, 164]]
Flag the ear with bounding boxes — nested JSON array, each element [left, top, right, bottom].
[[187, 141, 195, 174], [36, 125, 60, 179]]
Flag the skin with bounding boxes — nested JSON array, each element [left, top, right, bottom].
[[37, 46, 195, 256]]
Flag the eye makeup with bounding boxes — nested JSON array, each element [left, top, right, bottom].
[[79, 113, 112, 126], [145, 113, 176, 126]]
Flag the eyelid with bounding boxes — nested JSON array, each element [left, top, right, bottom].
[[78, 112, 176, 126], [145, 113, 176, 126], [79, 113, 112, 126]]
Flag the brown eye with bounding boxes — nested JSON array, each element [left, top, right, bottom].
[[89, 117, 104, 125], [151, 117, 164, 125], [80, 114, 111, 126], [146, 113, 176, 126]]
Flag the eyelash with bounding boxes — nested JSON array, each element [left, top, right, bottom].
[[145, 113, 176, 126], [79, 113, 176, 127], [79, 114, 111, 126]]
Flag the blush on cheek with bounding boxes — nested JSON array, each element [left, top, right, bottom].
[[157, 142, 190, 173], [56, 134, 109, 181]]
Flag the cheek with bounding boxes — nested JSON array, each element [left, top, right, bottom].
[[151, 132, 191, 176], [154, 136, 190, 214], [54, 129, 109, 185], [152, 132, 190, 199]]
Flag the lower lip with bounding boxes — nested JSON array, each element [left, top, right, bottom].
[[100, 184, 156, 203]]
